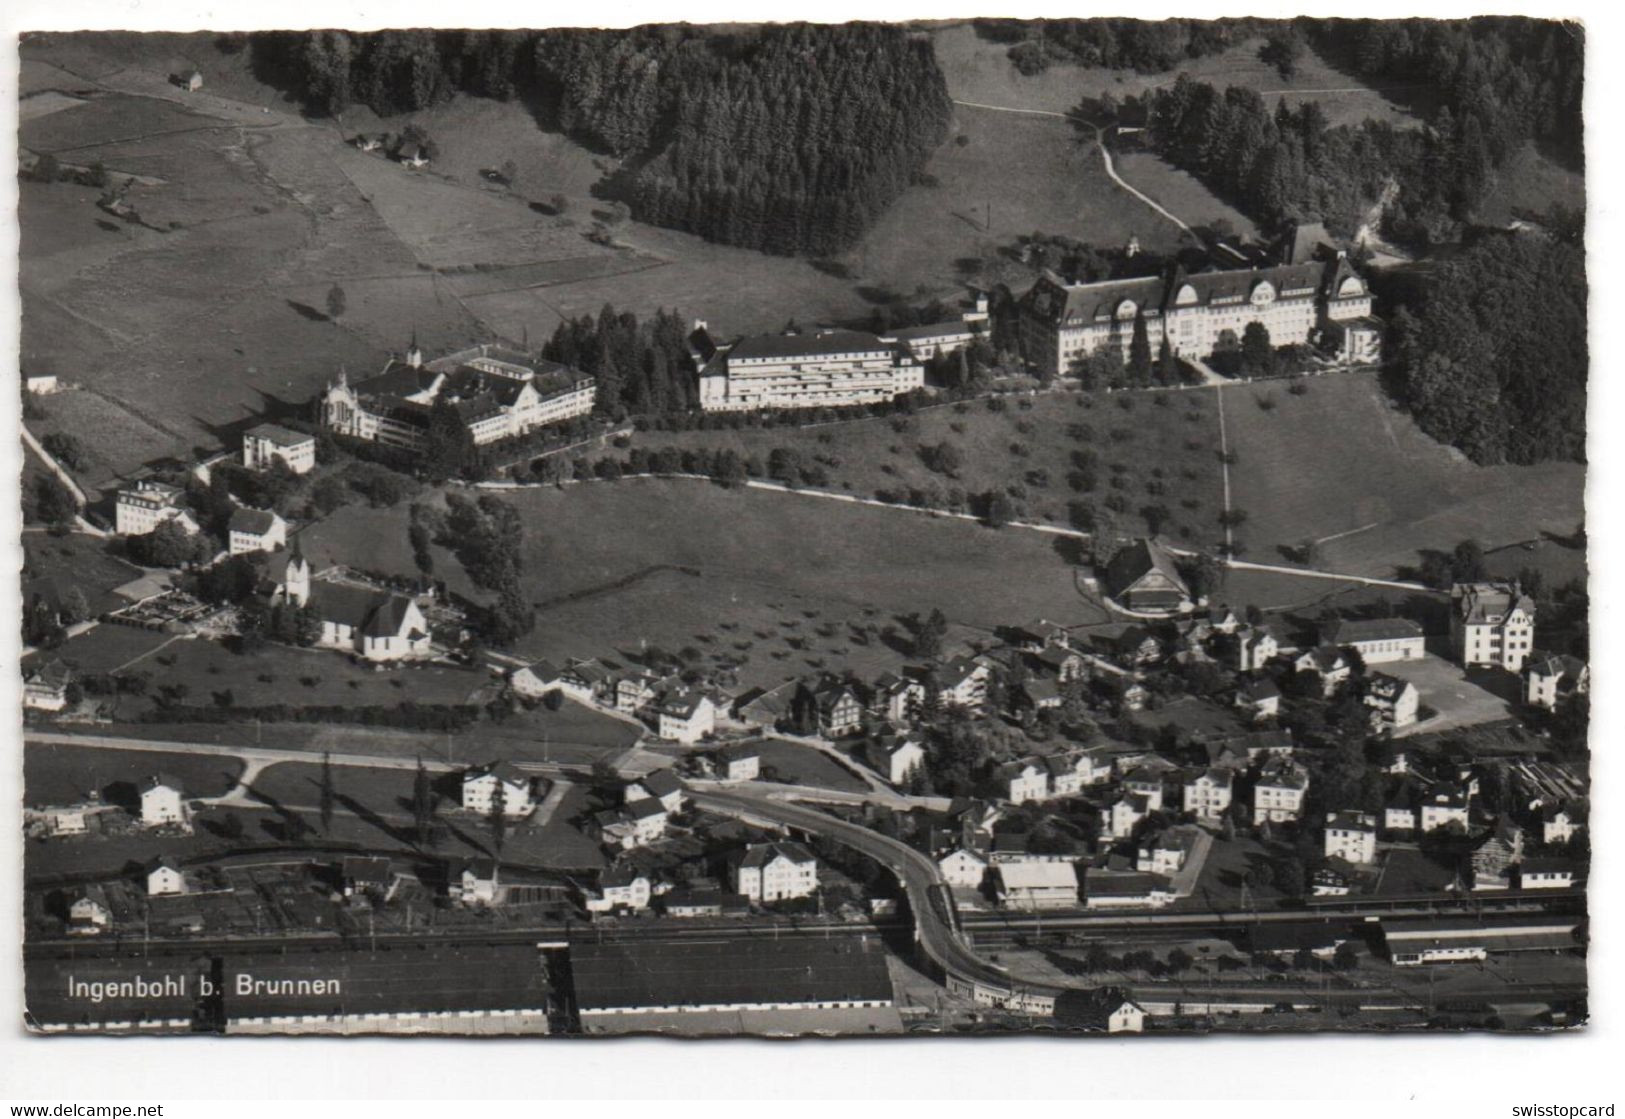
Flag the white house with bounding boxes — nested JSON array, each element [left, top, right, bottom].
[[1235, 677, 1281, 721], [734, 842, 818, 903], [139, 774, 187, 827], [68, 892, 111, 935], [937, 656, 991, 712], [1082, 870, 1174, 910], [23, 660, 74, 712], [25, 373, 60, 395], [1419, 789, 1471, 833], [1121, 768, 1165, 812], [1293, 646, 1351, 697], [995, 861, 1079, 911], [1236, 625, 1279, 672], [1323, 811, 1378, 865], [460, 761, 533, 817], [938, 847, 989, 890], [1451, 582, 1536, 673], [653, 690, 715, 744], [1100, 793, 1151, 840], [693, 327, 925, 413], [115, 480, 199, 538], [1518, 858, 1576, 890], [627, 769, 686, 815], [718, 744, 760, 782], [146, 856, 186, 896], [1365, 672, 1420, 731], [510, 660, 563, 700], [582, 865, 652, 913], [242, 423, 317, 475], [1253, 760, 1310, 825], [1525, 653, 1589, 712], [228, 507, 286, 555], [868, 736, 927, 786], [455, 859, 500, 906], [1183, 768, 1233, 821], [999, 759, 1049, 805], [1542, 806, 1582, 847], [1137, 826, 1200, 876]]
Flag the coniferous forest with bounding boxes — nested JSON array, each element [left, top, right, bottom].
[[251, 24, 950, 256]]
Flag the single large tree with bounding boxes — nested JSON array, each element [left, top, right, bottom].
[[319, 752, 336, 834], [1128, 312, 1153, 385], [412, 755, 434, 845], [487, 779, 507, 855], [326, 283, 347, 320]]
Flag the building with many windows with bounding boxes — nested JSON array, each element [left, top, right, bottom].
[[1318, 617, 1426, 664], [241, 423, 317, 475], [733, 842, 819, 904], [1019, 254, 1376, 380], [115, 480, 199, 538], [320, 341, 594, 452], [1450, 582, 1536, 673], [692, 326, 924, 412]]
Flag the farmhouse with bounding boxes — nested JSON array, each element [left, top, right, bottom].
[[228, 507, 286, 555], [733, 842, 818, 904], [115, 480, 199, 538], [1319, 617, 1425, 664], [1451, 582, 1536, 673], [1019, 253, 1377, 380], [241, 423, 317, 475], [627, 769, 686, 814], [1103, 538, 1191, 614], [691, 325, 925, 412], [809, 678, 864, 737], [321, 342, 594, 453], [23, 659, 74, 711], [938, 847, 989, 890]]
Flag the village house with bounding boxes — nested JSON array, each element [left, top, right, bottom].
[[614, 669, 663, 714], [1111, 626, 1164, 668], [1040, 753, 1085, 798], [509, 659, 563, 701], [1293, 646, 1351, 697], [1137, 826, 1200, 876], [139, 774, 187, 827], [1235, 677, 1281, 721], [653, 689, 715, 744], [42, 802, 93, 837], [1524, 653, 1589, 712], [1100, 792, 1151, 840], [733, 841, 819, 903], [1082, 869, 1173, 910], [995, 861, 1079, 911], [1121, 767, 1166, 812], [452, 859, 500, 906], [1519, 857, 1577, 890], [691, 324, 925, 413], [866, 735, 926, 786], [1420, 787, 1472, 833], [228, 507, 286, 555], [1319, 616, 1426, 664], [1253, 759, 1310, 825], [582, 865, 652, 914], [1032, 643, 1088, 684], [340, 856, 396, 902], [1183, 768, 1234, 821], [811, 679, 864, 738], [1323, 811, 1378, 865], [1019, 253, 1377, 380], [870, 671, 925, 724], [241, 423, 317, 475], [718, 743, 761, 783], [1235, 624, 1279, 672], [1103, 538, 1192, 614], [115, 480, 199, 538], [23, 660, 74, 712], [68, 889, 111, 936], [1057, 989, 1147, 1034], [1470, 825, 1524, 891], [461, 760, 533, 817], [1384, 784, 1420, 834], [1365, 672, 1420, 731], [1542, 805, 1583, 847], [555, 658, 616, 704], [997, 758, 1050, 805], [938, 847, 989, 890], [146, 855, 186, 897], [1312, 862, 1355, 897], [595, 798, 669, 851], [1011, 677, 1064, 718], [1451, 582, 1536, 673], [321, 341, 594, 453], [627, 769, 686, 815], [936, 656, 991, 712], [660, 887, 749, 918], [1204, 605, 1242, 635]]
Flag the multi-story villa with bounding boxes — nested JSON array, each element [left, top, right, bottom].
[[692, 326, 925, 412], [115, 480, 199, 537], [1450, 582, 1536, 673], [320, 341, 595, 451]]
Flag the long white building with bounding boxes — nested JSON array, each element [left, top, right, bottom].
[[692, 327, 925, 412], [320, 341, 595, 451], [1019, 254, 1377, 380]]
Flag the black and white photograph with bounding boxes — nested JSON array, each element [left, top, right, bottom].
[[4, 0, 1608, 1092]]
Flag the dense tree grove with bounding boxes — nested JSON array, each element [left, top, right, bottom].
[[543, 304, 696, 419], [254, 24, 950, 256], [1386, 232, 1586, 465], [1137, 18, 1582, 246], [974, 18, 1248, 76]]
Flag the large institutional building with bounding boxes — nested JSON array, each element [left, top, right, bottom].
[[1019, 252, 1378, 380], [1451, 582, 1537, 673], [691, 327, 927, 412], [320, 342, 595, 451]]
